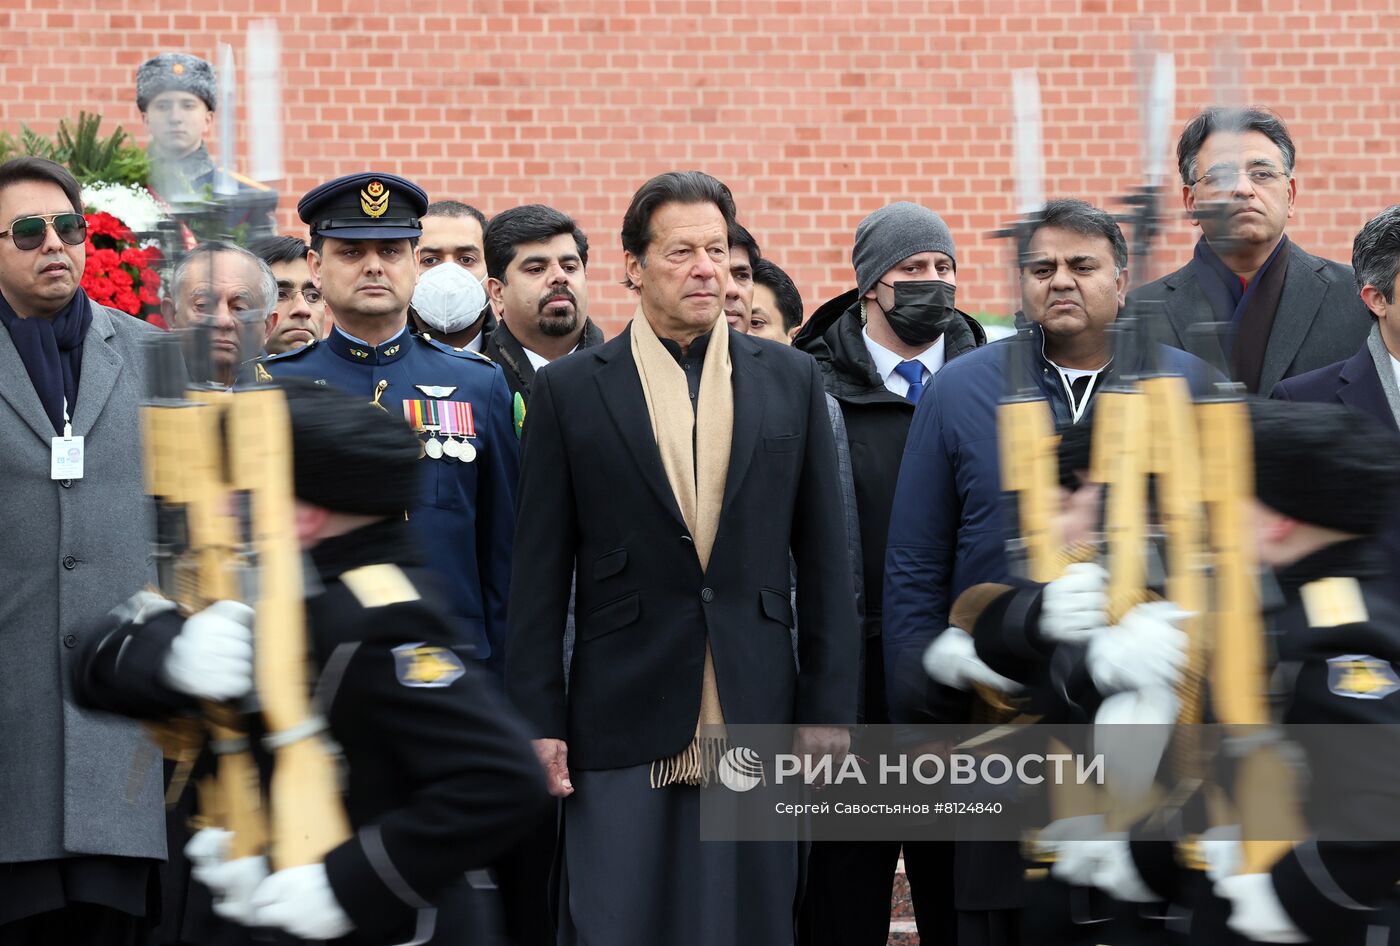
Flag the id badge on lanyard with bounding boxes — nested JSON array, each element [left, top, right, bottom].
[[50, 397, 84, 480]]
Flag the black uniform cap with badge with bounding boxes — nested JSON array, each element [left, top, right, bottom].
[[1249, 398, 1400, 534], [297, 172, 428, 243], [279, 377, 422, 516], [135, 52, 217, 112]]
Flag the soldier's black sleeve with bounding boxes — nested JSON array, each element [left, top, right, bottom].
[[965, 581, 1105, 723], [75, 600, 199, 719], [320, 601, 551, 942], [1267, 649, 1400, 940]]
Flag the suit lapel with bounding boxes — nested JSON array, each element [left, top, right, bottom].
[[593, 327, 687, 528], [1338, 346, 1400, 432], [72, 307, 122, 437], [0, 313, 60, 444], [720, 335, 766, 518], [1258, 244, 1326, 395], [1162, 270, 1211, 356]]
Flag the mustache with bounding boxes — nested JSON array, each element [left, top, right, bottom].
[[538, 287, 576, 313]]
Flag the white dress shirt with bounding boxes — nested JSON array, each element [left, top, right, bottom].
[[862, 326, 946, 399], [523, 342, 579, 372]]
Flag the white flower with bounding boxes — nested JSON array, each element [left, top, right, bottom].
[[82, 182, 165, 238]]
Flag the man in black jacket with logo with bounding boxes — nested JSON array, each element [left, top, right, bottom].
[[794, 201, 985, 946]]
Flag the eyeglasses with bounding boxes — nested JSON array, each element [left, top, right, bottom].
[[1189, 166, 1289, 192], [275, 286, 324, 306], [0, 213, 87, 251]]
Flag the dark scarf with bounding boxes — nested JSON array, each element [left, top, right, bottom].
[[0, 289, 94, 434], [1188, 234, 1290, 393]]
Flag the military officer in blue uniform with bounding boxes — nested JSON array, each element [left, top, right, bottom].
[[254, 172, 517, 675]]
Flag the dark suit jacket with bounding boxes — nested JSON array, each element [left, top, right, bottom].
[[1271, 340, 1400, 596], [484, 316, 605, 404], [1128, 240, 1372, 394], [505, 324, 860, 770]]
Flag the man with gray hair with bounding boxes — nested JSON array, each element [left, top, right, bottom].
[[1129, 106, 1370, 393], [793, 200, 985, 946], [162, 240, 276, 388], [1273, 203, 1400, 593]]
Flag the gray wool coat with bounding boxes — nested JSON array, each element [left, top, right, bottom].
[[0, 300, 165, 864]]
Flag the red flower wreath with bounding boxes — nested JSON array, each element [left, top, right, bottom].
[[80, 211, 163, 323]]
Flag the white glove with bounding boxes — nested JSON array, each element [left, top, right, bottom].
[[1087, 601, 1190, 695], [1040, 562, 1108, 644], [1091, 834, 1161, 903], [923, 627, 1024, 694], [184, 828, 270, 926], [112, 589, 180, 626], [1038, 815, 1109, 887], [251, 863, 356, 941], [1093, 687, 1180, 801], [1216, 873, 1307, 943], [1200, 824, 1242, 885], [160, 600, 255, 701]]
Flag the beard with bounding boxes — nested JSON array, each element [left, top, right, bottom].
[[537, 289, 581, 337]]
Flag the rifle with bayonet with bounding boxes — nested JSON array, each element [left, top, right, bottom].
[[142, 312, 350, 869]]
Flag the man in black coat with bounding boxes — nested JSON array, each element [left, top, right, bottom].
[[1128, 106, 1371, 394], [1273, 203, 1400, 597], [482, 203, 605, 407], [76, 380, 549, 945], [793, 200, 984, 946], [506, 170, 859, 946]]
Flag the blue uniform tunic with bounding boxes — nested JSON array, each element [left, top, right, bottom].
[[258, 324, 518, 674]]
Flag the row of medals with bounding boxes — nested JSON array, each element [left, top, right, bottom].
[[419, 429, 476, 462]]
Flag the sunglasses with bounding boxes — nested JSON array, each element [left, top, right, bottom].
[[0, 213, 88, 251]]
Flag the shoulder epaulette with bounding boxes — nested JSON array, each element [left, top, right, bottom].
[[340, 564, 421, 609], [264, 339, 320, 363], [1300, 576, 1370, 628], [416, 333, 495, 365], [227, 169, 273, 192]]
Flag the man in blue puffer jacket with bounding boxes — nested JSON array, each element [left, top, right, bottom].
[[881, 198, 1219, 946]]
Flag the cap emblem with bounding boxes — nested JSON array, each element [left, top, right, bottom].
[[361, 180, 390, 218]]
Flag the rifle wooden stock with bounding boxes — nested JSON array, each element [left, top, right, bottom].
[[226, 386, 350, 868], [184, 388, 269, 860], [997, 396, 1062, 583], [1198, 398, 1305, 873], [1141, 375, 1210, 763], [1088, 387, 1149, 624]]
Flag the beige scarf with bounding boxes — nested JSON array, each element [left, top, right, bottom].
[[629, 309, 734, 788]]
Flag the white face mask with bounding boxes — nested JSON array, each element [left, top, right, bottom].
[[411, 263, 487, 334]]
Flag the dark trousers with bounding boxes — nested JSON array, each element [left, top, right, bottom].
[[493, 806, 559, 946], [0, 905, 145, 946], [798, 840, 957, 945]]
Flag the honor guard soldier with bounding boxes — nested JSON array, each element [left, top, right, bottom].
[[136, 53, 277, 242], [77, 379, 549, 945], [255, 172, 518, 675]]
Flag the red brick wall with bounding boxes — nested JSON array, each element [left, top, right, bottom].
[[6, 0, 1398, 336]]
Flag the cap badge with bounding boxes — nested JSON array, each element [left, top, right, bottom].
[[172, 62, 186, 75], [361, 179, 389, 218]]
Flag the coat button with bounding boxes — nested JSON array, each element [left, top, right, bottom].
[[681, 535, 693, 545], [63, 634, 77, 648], [60, 479, 72, 489], [700, 587, 714, 603], [62, 555, 77, 570]]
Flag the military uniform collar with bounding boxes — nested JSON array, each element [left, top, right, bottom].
[[1275, 537, 1386, 589], [326, 323, 412, 365], [310, 517, 422, 581]]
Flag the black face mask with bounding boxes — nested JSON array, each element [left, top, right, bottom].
[[872, 279, 956, 347]]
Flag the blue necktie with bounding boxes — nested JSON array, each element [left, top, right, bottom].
[[895, 360, 925, 405]]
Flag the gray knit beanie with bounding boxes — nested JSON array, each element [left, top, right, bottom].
[[852, 202, 956, 298]]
